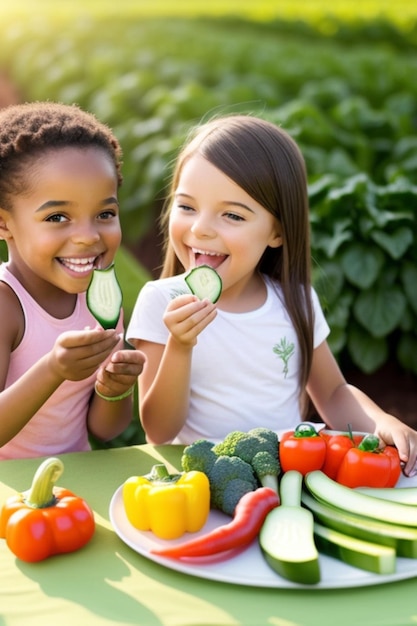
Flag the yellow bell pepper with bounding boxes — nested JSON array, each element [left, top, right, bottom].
[[122, 464, 210, 540]]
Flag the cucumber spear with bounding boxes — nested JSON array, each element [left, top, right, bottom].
[[259, 470, 320, 585]]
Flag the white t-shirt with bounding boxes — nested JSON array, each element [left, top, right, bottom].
[[127, 273, 330, 444]]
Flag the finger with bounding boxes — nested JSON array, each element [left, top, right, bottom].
[[165, 298, 214, 324], [60, 328, 119, 349], [167, 300, 216, 331], [109, 349, 146, 366], [103, 361, 144, 377], [167, 293, 199, 311], [403, 441, 417, 477]]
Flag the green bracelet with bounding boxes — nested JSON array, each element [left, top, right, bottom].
[[94, 384, 134, 402]]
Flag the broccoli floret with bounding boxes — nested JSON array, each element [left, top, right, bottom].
[[212, 431, 255, 463], [208, 455, 257, 515], [181, 439, 217, 475], [248, 427, 279, 452], [212, 428, 280, 493], [251, 450, 280, 493], [220, 478, 257, 516]]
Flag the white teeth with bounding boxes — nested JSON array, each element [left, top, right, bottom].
[[66, 257, 96, 265], [59, 257, 96, 273], [192, 248, 222, 256]]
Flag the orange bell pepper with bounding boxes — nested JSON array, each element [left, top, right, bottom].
[[0, 457, 95, 562]]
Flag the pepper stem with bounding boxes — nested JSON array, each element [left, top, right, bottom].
[[24, 457, 64, 508], [147, 463, 181, 483]]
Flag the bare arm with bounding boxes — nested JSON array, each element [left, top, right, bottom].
[[87, 341, 145, 441], [0, 326, 122, 446], [131, 294, 217, 444], [307, 341, 417, 475]]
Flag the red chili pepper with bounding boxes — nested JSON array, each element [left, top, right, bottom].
[[336, 434, 400, 488], [280, 423, 326, 475], [151, 487, 279, 559]]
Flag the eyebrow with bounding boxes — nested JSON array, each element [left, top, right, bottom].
[[175, 192, 255, 213], [36, 197, 119, 212]]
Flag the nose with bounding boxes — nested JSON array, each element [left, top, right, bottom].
[[71, 220, 101, 245], [190, 213, 216, 238]]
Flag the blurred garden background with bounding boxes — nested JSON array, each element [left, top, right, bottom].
[[1, 0, 417, 444]]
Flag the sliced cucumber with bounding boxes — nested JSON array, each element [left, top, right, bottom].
[[356, 487, 417, 505], [259, 470, 320, 585], [304, 470, 417, 527], [302, 490, 417, 558], [313, 522, 396, 575], [87, 265, 123, 330], [185, 265, 222, 303]]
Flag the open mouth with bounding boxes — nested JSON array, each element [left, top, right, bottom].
[[192, 248, 227, 270], [58, 256, 99, 274]]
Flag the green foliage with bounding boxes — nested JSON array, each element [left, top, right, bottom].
[[115, 246, 151, 325], [311, 175, 417, 373], [1, 10, 417, 456]]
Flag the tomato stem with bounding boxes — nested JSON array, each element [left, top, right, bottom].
[[24, 457, 64, 508]]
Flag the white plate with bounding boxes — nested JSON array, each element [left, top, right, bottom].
[[109, 473, 417, 589]]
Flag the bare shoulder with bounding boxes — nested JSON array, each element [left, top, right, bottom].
[[0, 279, 24, 351]]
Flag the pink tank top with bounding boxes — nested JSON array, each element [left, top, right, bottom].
[[0, 264, 118, 459]]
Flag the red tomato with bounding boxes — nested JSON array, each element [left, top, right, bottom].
[[280, 430, 327, 475], [336, 448, 392, 488], [383, 446, 402, 487], [321, 434, 354, 480]]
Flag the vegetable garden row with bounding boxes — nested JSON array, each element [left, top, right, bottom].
[[1, 11, 417, 381]]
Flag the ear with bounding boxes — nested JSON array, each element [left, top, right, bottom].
[[268, 221, 283, 249], [0, 208, 12, 241]]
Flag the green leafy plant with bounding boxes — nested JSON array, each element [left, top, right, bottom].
[[311, 175, 417, 374]]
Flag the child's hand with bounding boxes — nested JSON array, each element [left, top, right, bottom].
[[163, 294, 217, 347], [375, 418, 417, 477], [50, 328, 121, 382], [95, 347, 145, 399]]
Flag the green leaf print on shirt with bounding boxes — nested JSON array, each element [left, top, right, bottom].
[[273, 337, 295, 378]]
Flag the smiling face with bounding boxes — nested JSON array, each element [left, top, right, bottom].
[[169, 154, 282, 308], [0, 146, 121, 305]]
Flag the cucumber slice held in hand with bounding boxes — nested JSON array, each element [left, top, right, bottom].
[[87, 264, 123, 330], [185, 265, 222, 303]]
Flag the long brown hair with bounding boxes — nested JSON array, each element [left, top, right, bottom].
[[160, 114, 314, 400]]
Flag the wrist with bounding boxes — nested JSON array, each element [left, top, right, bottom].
[[94, 383, 134, 402]]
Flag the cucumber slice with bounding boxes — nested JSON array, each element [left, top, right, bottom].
[[356, 487, 417, 505], [313, 522, 396, 575], [301, 490, 417, 558], [305, 470, 417, 527], [87, 265, 123, 330], [259, 470, 320, 585], [185, 265, 222, 303]]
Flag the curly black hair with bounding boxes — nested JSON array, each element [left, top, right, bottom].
[[0, 101, 123, 210]]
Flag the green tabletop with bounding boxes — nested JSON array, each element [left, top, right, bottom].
[[0, 445, 416, 626]]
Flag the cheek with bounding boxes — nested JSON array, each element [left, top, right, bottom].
[[168, 217, 185, 247], [105, 224, 122, 250]]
